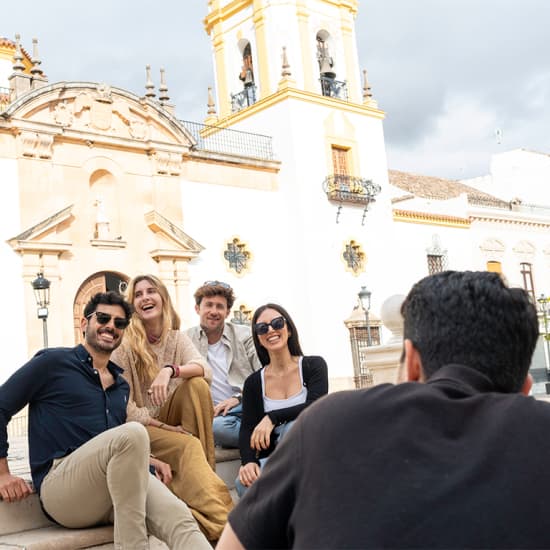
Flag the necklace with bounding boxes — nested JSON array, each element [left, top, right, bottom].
[[147, 333, 161, 344]]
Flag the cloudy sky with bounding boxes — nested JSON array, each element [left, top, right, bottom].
[[3, 0, 549, 180]]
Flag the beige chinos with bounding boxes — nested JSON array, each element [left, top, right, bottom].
[[40, 422, 210, 550]]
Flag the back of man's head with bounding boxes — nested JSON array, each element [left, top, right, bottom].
[[401, 270, 539, 392]]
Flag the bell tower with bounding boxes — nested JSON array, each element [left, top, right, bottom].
[[204, 0, 372, 120], [201, 1, 391, 386]]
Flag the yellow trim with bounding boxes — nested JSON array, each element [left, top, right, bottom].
[[204, 0, 253, 34], [324, 115, 359, 178], [297, 4, 314, 92], [215, 85, 385, 130], [252, 1, 270, 98], [393, 209, 471, 229], [340, 8, 360, 103], [213, 32, 230, 118], [0, 45, 33, 73]]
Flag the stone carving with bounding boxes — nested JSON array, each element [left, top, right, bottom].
[[153, 151, 181, 176], [513, 240, 536, 261], [53, 100, 74, 127], [37, 134, 54, 159], [479, 238, 505, 261], [95, 83, 113, 103], [20, 131, 54, 159], [74, 86, 132, 133], [129, 118, 148, 140]]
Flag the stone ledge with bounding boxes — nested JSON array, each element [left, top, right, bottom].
[[0, 524, 114, 549]]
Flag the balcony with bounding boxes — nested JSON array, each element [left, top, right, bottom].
[[231, 85, 257, 113], [323, 174, 381, 206], [319, 77, 348, 101], [323, 174, 381, 224], [180, 119, 273, 161]]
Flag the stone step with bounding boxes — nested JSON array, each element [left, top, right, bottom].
[[214, 447, 240, 490], [0, 440, 240, 546], [0, 525, 167, 549]]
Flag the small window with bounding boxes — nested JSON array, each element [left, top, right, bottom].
[[332, 146, 350, 176], [520, 262, 536, 303], [486, 261, 502, 273]]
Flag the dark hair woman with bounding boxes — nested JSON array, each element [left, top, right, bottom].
[[236, 303, 328, 496]]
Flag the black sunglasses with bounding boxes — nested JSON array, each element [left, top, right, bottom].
[[87, 311, 130, 330], [254, 316, 286, 335], [203, 280, 231, 289]]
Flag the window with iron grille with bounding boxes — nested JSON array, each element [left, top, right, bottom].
[[427, 254, 445, 275], [520, 262, 536, 303]]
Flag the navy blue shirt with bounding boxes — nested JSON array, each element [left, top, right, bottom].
[[0, 345, 129, 493]]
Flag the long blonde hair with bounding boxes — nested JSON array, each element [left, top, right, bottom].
[[124, 274, 181, 384]]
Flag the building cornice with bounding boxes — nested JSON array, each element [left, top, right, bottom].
[[213, 86, 385, 129], [393, 209, 470, 229]]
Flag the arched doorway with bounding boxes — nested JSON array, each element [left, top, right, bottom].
[[73, 271, 129, 344]]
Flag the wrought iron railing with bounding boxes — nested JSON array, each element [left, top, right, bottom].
[[323, 174, 381, 206], [180, 119, 274, 161], [231, 85, 257, 112], [319, 76, 348, 100]]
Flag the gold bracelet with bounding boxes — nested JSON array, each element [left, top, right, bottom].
[[158, 422, 165, 429]]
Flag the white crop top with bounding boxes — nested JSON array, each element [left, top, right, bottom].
[[261, 356, 307, 413]]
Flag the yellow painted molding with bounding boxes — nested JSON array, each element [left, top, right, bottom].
[[252, 6, 270, 98], [204, 0, 253, 34], [215, 86, 385, 129], [393, 209, 470, 228]]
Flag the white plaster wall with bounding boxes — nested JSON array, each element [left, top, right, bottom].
[[0, 59, 12, 89], [182, 91, 392, 381], [464, 149, 550, 206], [0, 158, 28, 381]]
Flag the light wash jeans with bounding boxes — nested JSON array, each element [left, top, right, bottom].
[[213, 403, 242, 448], [235, 420, 295, 498]]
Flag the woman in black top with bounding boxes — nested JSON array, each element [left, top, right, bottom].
[[236, 303, 328, 496]]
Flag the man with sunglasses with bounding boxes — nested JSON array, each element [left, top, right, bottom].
[[187, 281, 261, 448], [0, 291, 210, 549]]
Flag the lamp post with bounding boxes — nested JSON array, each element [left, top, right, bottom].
[[31, 272, 50, 348], [358, 285, 372, 346], [538, 293, 550, 376]]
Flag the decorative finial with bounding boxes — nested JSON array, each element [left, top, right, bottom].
[[207, 86, 216, 115], [31, 38, 43, 76], [281, 46, 291, 78], [13, 33, 25, 73], [362, 69, 372, 100], [145, 65, 156, 99], [158, 67, 169, 104]]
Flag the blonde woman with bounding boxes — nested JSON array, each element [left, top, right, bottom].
[[111, 274, 232, 543]]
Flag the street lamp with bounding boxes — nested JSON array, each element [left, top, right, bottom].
[[358, 285, 372, 346], [31, 272, 50, 348], [538, 293, 550, 376]]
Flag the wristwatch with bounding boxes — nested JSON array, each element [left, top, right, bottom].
[[231, 393, 242, 403]]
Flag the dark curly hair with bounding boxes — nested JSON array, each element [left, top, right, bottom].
[[401, 270, 538, 392]]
